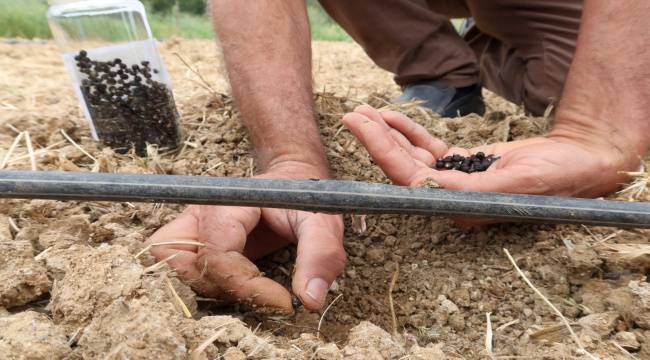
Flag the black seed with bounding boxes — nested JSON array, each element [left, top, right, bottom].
[[435, 159, 445, 169], [80, 50, 87, 57], [153, 69, 159, 74], [141, 61, 150, 67], [452, 154, 462, 162]]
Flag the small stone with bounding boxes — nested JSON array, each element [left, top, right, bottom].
[[223, 347, 247, 360], [449, 312, 465, 331], [0, 311, 70, 359], [365, 248, 386, 264], [383, 236, 397, 247], [614, 331, 640, 351], [438, 295, 459, 313]]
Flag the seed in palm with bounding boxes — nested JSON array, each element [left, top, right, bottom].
[[434, 152, 500, 173]]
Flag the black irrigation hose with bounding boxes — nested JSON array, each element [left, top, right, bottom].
[[1, 170, 650, 228]]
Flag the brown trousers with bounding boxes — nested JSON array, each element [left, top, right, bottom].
[[319, 0, 583, 116]]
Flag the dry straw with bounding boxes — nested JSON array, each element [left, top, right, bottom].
[[317, 293, 343, 340], [0, 132, 24, 169], [503, 248, 598, 360], [163, 276, 192, 318], [388, 262, 400, 337], [190, 320, 239, 360], [143, 252, 182, 273], [135, 240, 205, 259]]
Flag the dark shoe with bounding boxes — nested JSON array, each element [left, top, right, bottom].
[[397, 80, 485, 117]]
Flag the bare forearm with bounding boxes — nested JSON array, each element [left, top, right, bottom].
[[210, 0, 329, 176], [552, 0, 650, 156]]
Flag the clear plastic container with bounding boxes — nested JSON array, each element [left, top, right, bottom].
[[47, 0, 182, 154]]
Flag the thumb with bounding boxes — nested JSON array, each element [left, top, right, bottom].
[[291, 212, 346, 310]]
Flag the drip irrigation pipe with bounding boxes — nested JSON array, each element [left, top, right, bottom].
[[1, 170, 650, 228]]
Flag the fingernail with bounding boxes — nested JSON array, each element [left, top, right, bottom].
[[305, 278, 328, 307]]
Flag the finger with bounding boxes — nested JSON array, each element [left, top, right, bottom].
[[197, 206, 261, 252], [342, 111, 422, 185], [146, 206, 202, 254], [145, 206, 227, 297], [382, 110, 448, 158], [353, 104, 388, 127], [388, 128, 436, 166], [290, 213, 346, 310], [197, 250, 294, 314], [196, 206, 294, 314]]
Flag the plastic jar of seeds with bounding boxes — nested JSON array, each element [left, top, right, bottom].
[[47, 0, 182, 154]]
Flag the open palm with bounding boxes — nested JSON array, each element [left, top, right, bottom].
[[342, 105, 635, 208]]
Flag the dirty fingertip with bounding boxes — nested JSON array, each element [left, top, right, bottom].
[[300, 277, 328, 310]]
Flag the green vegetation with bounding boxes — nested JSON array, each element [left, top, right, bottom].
[[0, 0, 350, 41]]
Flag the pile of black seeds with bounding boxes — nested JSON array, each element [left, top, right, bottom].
[[435, 152, 500, 173], [74, 50, 181, 154]]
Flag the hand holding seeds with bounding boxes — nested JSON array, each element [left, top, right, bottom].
[[342, 105, 641, 223]]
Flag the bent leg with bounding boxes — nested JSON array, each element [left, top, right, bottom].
[[318, 0, 479, 88], [465, 0, 582, 115]]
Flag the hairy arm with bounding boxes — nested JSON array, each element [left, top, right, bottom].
[[551, 0, 650, 160], [210, 0, 329, 177]]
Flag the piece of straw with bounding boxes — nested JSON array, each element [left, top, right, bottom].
[[0, 132, 24, 169], [503, 248, 597, 360], [23, 131, 37, 170], [134, 240, 205, 259], [190, 320, 239, 360], [485, 312, 494, 359], [164, 276, 192, 318], [60, 129, 97, 163], [388, 262, 400, 337], [317, 293, 343, 340], [7, 217, 19, 232], [143, 252, 182, 273]]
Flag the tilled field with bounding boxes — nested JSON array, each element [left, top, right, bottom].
[[1, 38, 650, 359]]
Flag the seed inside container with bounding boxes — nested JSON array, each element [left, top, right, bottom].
[[434, 152, 501, 173], [75, 50, 181, 154]]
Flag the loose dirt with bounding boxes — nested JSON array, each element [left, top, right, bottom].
[[1, 38, 650, 359]]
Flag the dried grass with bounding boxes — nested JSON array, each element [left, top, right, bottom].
[[143, 252, 182, 273], [618, 166, 650, 201], [190, 320, 239, 360], [388, 262, 400, 337], [503, 249, 597, 360], [317, 293, 343, 340], [134, 240, 205, 259], [163, 275, 192, 318]]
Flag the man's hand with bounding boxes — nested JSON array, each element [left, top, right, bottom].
[[342, 105, 644, 215], [146, 162, 345, 314], [146, 0, 344, 314]]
